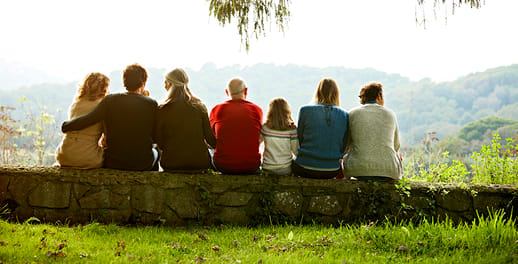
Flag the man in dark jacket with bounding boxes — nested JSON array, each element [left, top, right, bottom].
[[62, 64, 158, 171]]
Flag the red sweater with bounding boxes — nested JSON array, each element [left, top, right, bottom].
[[210, 99, 263, 173]]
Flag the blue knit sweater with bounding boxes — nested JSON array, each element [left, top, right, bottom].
[[294, 104, 348, 169]]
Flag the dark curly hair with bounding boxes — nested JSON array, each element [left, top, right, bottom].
[[359, 82, 383, 104]]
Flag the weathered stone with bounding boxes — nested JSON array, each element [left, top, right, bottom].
[[8, 176, 40, 206], [217, 207, 249, 224], [131, 185, 163, 214], [273, 191, 302, 217], [165, 188, 199, 219], [473, 194, 507, 213], [205, 182, 229, 193], [0, 176, 9, 201], [307, 195, 342, 216], [216, 192, 253, 206], [112, 185, 131, 196], [436, 189, 471, 212], [1, 166, 517, 226], [78, 189, 129, 209], [406, 195, 435, 209], [73, 184, 91, 199], [29, 182, 71, 208]]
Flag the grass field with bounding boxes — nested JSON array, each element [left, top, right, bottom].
[[1, 211, 517, 263]]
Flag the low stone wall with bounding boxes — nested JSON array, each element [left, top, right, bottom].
[[0, 166, 517, 226]]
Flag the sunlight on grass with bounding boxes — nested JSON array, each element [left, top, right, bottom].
[[1, 211, 517, 263]]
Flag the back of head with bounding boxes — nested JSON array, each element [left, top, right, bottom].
[[165, 68, 189, 88], [359, 82, 383, 104], [123, 64, 148, 92], [163, 68, 202, 108], [76, 72, 110, 101], [265, 97, 294, 130], [228, 77, 246, 97], [313, 78, 340, 106]]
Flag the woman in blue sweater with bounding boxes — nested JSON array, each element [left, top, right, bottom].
[[292, 78, 348, 179]]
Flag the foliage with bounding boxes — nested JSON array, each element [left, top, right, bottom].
[[207, 0, 484, 50], [0, 106, 20, 164], [0, 210, 516, 263], [471, 134, 518, 184], [406, 152, 470, 184], [0, 97, 61, 166], [457, 116, 518, 142], [405, 133, 518, 185], [207, 0, 290, 51]]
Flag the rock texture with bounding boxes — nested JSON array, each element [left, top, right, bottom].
[[0, 166, 516, 225]]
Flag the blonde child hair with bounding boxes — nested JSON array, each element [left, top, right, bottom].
[[265, 97, 295, 130]]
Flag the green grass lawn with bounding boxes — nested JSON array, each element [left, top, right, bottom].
[[1, 212, 517, 263]]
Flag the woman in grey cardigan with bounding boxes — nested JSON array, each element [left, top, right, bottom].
[[343, 81, 403, 181]]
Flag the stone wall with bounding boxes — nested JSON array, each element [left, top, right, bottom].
[[0, 166, 517, 226]]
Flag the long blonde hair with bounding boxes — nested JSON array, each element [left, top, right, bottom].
[[75, 72, 109, 101], [265, 97, 295, 130], [161, 68, 203, 110], [312, 78, 340, 106]]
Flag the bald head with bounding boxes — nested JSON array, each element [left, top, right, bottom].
[[226, 77, 247, 99]]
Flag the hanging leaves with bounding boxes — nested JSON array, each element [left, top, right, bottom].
[[208, 0, 485, 50], [207, 0, 291, 51]]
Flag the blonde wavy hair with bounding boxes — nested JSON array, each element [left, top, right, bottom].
[[312, 78, 340, 106], [161, 68, 204, 111], [76, 72, 110, 101], [265, 97, 295, 130]]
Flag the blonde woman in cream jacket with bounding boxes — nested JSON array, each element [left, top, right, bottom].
[[55, 72, 109, 169]]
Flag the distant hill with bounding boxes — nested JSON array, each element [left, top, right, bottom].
[[1, 63, 517, 148], [0, 59, 67, 89]]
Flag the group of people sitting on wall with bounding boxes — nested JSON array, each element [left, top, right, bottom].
[[56, 63, 403, 182]]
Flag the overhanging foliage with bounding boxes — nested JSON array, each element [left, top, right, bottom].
[[207, 0, 485, 51]]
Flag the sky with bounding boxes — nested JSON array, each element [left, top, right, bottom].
[[1, 0, 517, 82]]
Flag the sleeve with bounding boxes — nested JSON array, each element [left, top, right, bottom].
[[394, 116, 401, 152], [343, 112, 349, 154], [290, 132, 299, 156], [296, 108, 304, 144], [201, 105, 217, 148], [61, 98, 107, 133], [154, 108, 163, 148], [209, 106, 217, 132]]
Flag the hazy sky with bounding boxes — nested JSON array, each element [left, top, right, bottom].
[[1, 0, 517, 82]]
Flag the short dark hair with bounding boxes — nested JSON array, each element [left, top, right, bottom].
[[123, 64, 148, 91], [359, 82, 383, 104]]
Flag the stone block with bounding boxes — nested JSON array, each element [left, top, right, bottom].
[[78, 189, 129, 209], [473, 193, 507, 213], [8, 176, 40, 206], [165, 188, 199, 219], [216, 192, 253, 206], [29, 182, 71, 208], [0, 176, 9, 201], [131, 185, 163, 214], [273, 191, 302, 217], [73, 184, 91, 199], [407, 195, 435, 209], [307, 195, 342, 216], [436, 189, 471, 212]]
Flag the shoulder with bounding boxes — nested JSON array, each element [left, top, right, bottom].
[[192, 101, 209, 113], [142, 95, 158, 106], [244, 100, 263, 111], [331, 105, 348, 115]]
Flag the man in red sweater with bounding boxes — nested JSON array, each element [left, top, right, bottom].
[[210, 77, 263, 174]]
